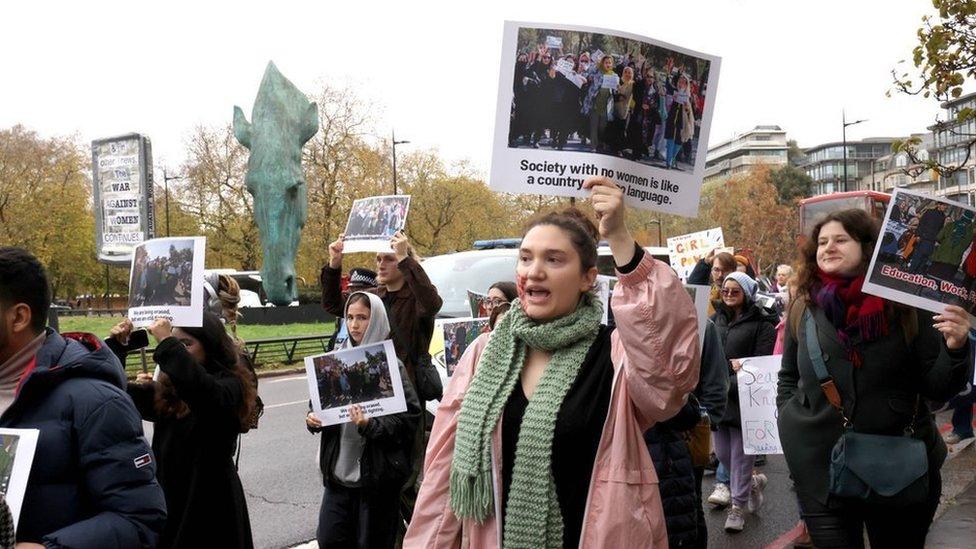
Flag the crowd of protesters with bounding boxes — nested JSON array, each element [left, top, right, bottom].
[[2, 174, 975, 549], [509, 43, 708, 169]]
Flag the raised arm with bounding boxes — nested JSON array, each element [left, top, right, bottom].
[[321, 233, 347, 317], [912, 307, 973, 401], [391, 232, 443, 317]]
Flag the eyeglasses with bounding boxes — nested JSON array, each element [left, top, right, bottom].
[[720, 289, 742, 297], [485, 298, 509, 307]]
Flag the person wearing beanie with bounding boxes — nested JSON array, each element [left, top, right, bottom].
[[709, 272, 777, 533]]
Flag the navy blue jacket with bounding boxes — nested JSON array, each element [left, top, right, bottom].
[[0, 330, 166, 548]]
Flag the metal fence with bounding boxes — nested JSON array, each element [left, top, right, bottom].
[[121, 333, 334, 375]]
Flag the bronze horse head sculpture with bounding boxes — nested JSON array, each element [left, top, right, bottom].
[[233, 61, 318, 305]]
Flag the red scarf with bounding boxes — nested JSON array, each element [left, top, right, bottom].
[[812, 270, 887, 367]]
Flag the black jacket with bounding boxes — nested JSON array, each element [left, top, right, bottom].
[[686, 259, 711, 286], [126, 337, 254, 549], [776, 304, 972, 505], [645, 396, 702, 548], [310, 360, 422, 489], [2, 330, 166, 548], [711, 303, 778, 427], [696, 320, 729, 424]]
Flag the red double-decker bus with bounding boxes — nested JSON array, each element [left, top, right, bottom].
[[798, 191, 891, 237]]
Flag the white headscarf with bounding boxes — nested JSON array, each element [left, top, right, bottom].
[[340, 291, 391, 349]]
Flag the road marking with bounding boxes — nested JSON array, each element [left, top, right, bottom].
[[763, 521, 806, 549], [265, 399, 307, 410], [269, 375, 306, 384]]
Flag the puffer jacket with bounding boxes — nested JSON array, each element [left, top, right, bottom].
[[0, 330, 166, 548]]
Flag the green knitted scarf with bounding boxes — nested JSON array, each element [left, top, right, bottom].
[[449, 293, 603, 549]]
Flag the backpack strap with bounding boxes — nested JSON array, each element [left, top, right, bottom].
[[802, 308, 845, 415]]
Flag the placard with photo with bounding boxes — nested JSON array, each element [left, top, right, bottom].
[[342, 195, 411, 254], [304, 340, 407, 426], [127, 237, 206, 328], [0, 428, 40, 530], [442, 317, 489, 377]]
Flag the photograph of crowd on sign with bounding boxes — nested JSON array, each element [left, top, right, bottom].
[[491, 22, 720, 217], [127, 237, 206, 328], [863, 189, 976, 323], [443, 318, 489, 376], [467, 289, 489, 317], [342, 195, 411, 253], [304, 340, 407, 426], [508, 27, 712, 171], [0, 428, 39, 530]]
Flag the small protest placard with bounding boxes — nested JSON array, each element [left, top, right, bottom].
[[736, 355, 783, 455], [127, 237, 206, 328], [492, 21, 721, 217], [601, 74, 620, 90], [442, 317, 489, 376], [862, 189, 976, 326], [467, 289, 489, 317], [555, 59, 574, 76], [596, 275, 614, 325], [0, 428, 39, 530], [342, 195, 411, 254], [668, 228, 725, 280], [305, 340, 407, 426], [546, 35, 563, 49], [684, 284, 711, 349]]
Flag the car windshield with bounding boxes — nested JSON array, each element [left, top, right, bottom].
[[421, 253, 517, 317]]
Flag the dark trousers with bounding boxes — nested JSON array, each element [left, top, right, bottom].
[[693, 466, 708, 548], [797, 469, 941, 549], [317, 482, 401, 549]]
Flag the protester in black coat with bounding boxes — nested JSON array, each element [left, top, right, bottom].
[[778, 209, 972, 548], [113, 312, 257, 549], [307, 292, 421, 549], [645, 395, 705, 548]]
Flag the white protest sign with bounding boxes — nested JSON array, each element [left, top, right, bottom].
[[556, 59, 574, 76], [863, 188, 976, 326], [736, 355, 783, 455], [570, 73, 587, 88], [667, 228, 725, 280], [596, 275, 614, 325], [305, 340, 407, 426], [491, 21, 721, 217], [342, 195, 411, 254], [684, 284, 710, 349], [601, 74, 620, 90], [127, 237, 206, 328], [546, 35, 563, 49], [0, 428, 39, 530], [92, 134, 155, 265], [591, 49, 605, 64]]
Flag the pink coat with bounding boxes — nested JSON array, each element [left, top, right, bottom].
[[404, 254, 701, 548]]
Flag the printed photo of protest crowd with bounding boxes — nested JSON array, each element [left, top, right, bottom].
[[443, 319, 487, 376], [128, 239, 195, 307], [312, 346, 396, 410], [0, 434, 18, 496], [343, 196, 409, 240], [871, 191, 976, 314], [507, 27, 711, 171]]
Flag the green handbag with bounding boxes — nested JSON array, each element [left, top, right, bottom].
[[803, 309, 929, 507]]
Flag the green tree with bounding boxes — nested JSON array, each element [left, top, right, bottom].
[[786, 139, 806, 166], [892, 0, 976, 174], [770, 165, 814, 203]]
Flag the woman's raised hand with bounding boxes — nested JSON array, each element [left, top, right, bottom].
[[148, 318, 173, 344], [583, 176, 634, 266], [349, 404, 370, 427], [110, 318, 134, 345], [934, 305, 971, 350], [328, 233, 345, 269]]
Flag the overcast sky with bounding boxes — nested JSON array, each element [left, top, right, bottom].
[[0, 0, 947, 177]]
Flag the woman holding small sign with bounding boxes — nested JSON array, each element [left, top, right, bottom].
[[306, 291, 421, 549], [778, 209, 972, 548], [405, 176, 700, 548]]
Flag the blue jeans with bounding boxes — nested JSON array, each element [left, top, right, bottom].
[[716, 462, 730, 484]]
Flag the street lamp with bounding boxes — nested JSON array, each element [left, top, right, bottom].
[[161, 168, 187, 237], [842, 111, 868, 192], [391, 130, 410, 195]]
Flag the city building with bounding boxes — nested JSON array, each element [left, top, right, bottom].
[[704, 125, 789, 184], [799, 137, 902, 196], [930, 91, 976, 205], [858, 133, 936, 194]]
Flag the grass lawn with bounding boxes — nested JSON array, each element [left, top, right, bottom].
[[58, 316, 334, 341]]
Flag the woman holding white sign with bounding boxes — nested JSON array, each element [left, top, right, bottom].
[[778, 209, 972, 549], [709, 271, 777, 533], [405, 177, 700, 548], [306, 291, 421, 549]]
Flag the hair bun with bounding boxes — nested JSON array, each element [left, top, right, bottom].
[[559, 207, 600, 242]]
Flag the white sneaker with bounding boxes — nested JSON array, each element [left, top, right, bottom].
[[748, 473, 767, 513], [707, 483, 731, 508], [724, 505, 745, 533]]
